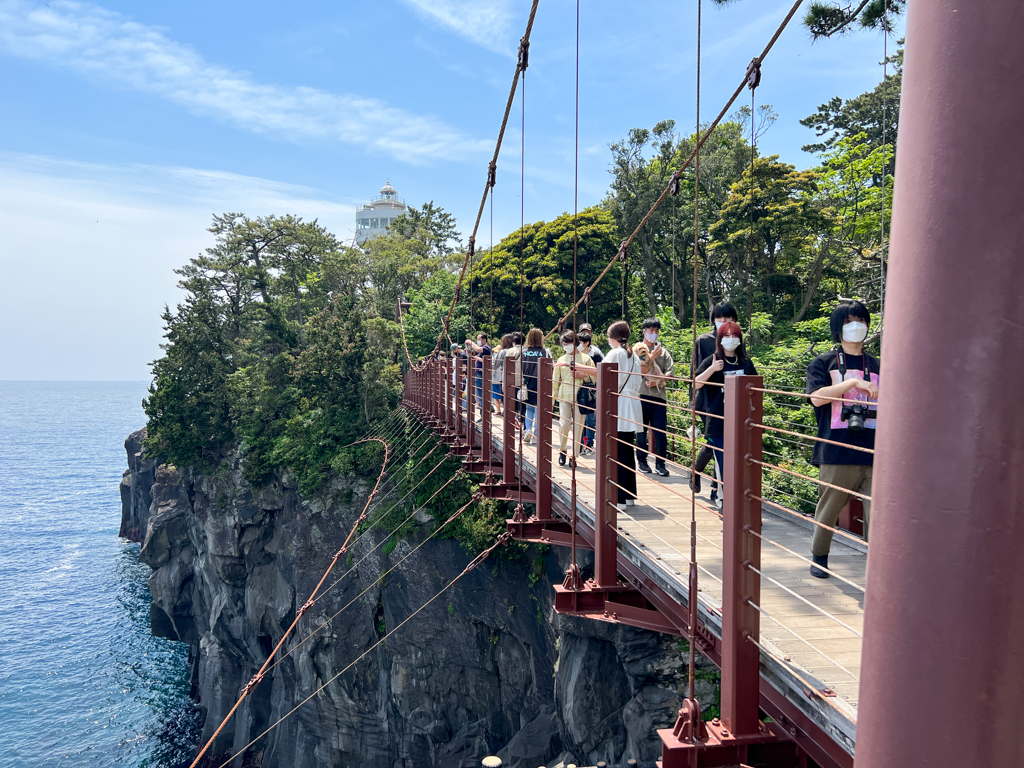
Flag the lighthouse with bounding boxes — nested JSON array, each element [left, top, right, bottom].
[[355, 181, 409, 244]]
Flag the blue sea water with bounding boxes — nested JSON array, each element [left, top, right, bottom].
[[0, 382, 200, 768]]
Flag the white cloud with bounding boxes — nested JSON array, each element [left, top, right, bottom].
[[0, 152, 357, 380], [400, 0, 516, 56], [0, 0, 489, 163]]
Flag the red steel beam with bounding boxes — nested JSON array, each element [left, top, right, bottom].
[[593, 360, 619, 588], [536, 357, 553, 521], [856, 3, 1024, 767], [720, 375, 764, 738]]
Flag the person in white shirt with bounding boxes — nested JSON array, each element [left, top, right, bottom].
[[604, 320, 643, 508]]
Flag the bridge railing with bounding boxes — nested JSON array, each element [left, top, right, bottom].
[[402, 354, 866, 768]]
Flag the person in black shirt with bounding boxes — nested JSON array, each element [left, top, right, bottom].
[[694, 321, 757, 509], [805, 300, 880, 578], [576, 323, 603, 455], [689, 301, 739, 500]]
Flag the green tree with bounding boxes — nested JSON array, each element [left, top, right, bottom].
[[459, 206, 622, 337], [708, 156, 829, 323], [801, 46, 903, 157]]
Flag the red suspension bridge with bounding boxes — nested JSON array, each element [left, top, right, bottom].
[[398, 2, 1024, 767]]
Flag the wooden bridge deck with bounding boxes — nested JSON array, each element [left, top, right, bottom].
[[475, 412, 865, 752]]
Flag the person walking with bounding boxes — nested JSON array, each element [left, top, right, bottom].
[[689, 301, 739, 500], [492, 333, 513, 415], [506, 331, 525, 429], [464, 332, 492, 419], [634, 317, 674, 477], [520, 328, 551, 444], [694, 321, 758, 510], [604, 321, 643, 509], [576, 323, 603, 456], [553, 330, 594, 467], [805, 300, 879, 578]]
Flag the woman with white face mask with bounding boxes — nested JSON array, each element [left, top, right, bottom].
[[553, 329, 594, 466], [804, 300, 879, 578], [694, 321, 758, 509]]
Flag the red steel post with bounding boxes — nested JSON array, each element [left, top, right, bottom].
[[481, 357, 492, 464], [535, 357, 553, 520], [721, 374, 763, 737], [593, 360, 619, 588], [455, 358, 464, 440], [503, 362, 517, 485], [446, 359, 454, 432], [467, 356, 476, 452], [856, 4, 1024, 767]]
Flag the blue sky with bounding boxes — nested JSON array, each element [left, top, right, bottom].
[[0, 0, 901, 380]]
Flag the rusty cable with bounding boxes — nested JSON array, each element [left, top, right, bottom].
[[253, 469, 469, 679], [214, 515, 509, 768], [544, 0, 806, 340], [188, 435, 392, 768], [431, 0, 541, 358]]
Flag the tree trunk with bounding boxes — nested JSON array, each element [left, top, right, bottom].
[[793, 248, 829, 323]]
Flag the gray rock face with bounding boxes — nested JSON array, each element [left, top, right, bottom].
[[122, 432, 719, 767]]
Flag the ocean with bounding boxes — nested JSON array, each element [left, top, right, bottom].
[[0, 382, 199, 768]]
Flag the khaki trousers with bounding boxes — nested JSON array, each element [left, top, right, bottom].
[[558, 400, 585, 454], [811, 464, 872, 557]]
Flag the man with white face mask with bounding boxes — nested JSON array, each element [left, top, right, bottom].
[[689, 301, 738, 499], [805, 300, 880, 578], [634, 317, 674, 476]]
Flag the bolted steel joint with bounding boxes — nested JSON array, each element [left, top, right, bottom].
[[746, 58, 762, 90], [518, 37, 530, 70]]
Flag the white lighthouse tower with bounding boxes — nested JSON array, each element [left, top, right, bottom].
[[355, 181, 409, 244]]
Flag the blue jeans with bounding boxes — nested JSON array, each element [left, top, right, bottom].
[[707, 434, 724, 497], [525, 405, 538, 434], [583, 411, 596, 447]]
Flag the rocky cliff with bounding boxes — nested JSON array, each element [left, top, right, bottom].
[[120, 426, 719, 767]]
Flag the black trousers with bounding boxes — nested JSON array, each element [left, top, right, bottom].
[[616, 431, 637, 503], [635, 395, 668, 466], [694, 443, 720, 497]]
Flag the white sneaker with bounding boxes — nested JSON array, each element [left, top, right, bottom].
[[625, 498, 635, 507], [715, 497, 724, 510], [616, 503, 627, 511]]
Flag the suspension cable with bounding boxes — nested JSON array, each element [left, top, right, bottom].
[[214, 522, 510, 768], [431, 1, 541, 358], [545, 0, 806, 339], [686, 0, 703, 715]]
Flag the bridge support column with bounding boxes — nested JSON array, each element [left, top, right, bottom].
[[535, 357, 553, 521], [720, 375, 763, 738], [593, 360, 619, 588], [857, 3, 1024, 767]]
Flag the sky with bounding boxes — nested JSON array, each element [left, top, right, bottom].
[[0, 0, 902, 380]]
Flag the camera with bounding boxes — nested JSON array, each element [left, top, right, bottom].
[[841, 403, 869, 433]]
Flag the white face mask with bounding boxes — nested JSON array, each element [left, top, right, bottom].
[[607, 338, 619, 349], [563, 344, 574, 354], [714, 319, 726, 330], [644, 331, 659, 343], [576, 342, 586, 352], [842, 321, 868, 343], [722, 337, 741, 353]]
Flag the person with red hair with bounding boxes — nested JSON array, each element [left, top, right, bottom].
[[694, 321, 758, 509]]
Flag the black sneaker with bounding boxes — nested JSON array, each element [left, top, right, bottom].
[[810, 554, 829, 579], [655, 463, 669, 477], [637, 461, 652, 474], [689, 472, 701, 493], [558, 452, 567, 467]]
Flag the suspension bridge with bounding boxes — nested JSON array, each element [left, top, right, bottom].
[[183, 2, 1023, 766]]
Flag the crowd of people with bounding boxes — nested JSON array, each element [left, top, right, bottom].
[[421, 297, 879, 579]]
